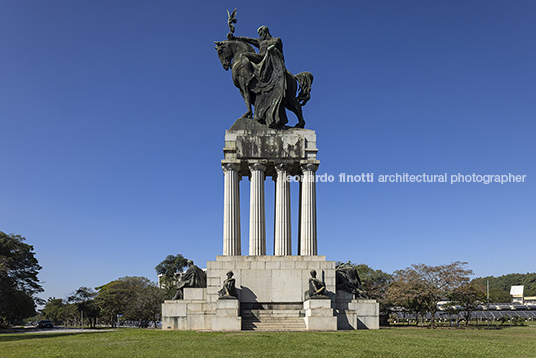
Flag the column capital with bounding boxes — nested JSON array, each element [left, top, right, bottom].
[[222, 162, 240, 172], [249, 162, 267, 172], [275, 163, 292, 173], [300, 162, 319, 173]]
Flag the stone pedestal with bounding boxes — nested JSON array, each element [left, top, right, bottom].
[[212, 299, 241, 331], [303, 299, 337, 331], [334, 291, 380, 330], [162, 288, 241, 331], [161, 288, 211, 331], [184, 287, 206, 300]]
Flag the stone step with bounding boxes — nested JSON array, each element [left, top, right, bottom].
[[242, 309, 304, 318], [241, 313, 307, 331], [243, 318, 305, 324], [242, 321, 305, 327], [242, 323, 307, 331], [243, 326, 307, 331], [243, 322, 305, 326]]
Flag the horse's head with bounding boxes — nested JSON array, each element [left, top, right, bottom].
[[215, 40, 256, 71], [215, 41, 233, 71]]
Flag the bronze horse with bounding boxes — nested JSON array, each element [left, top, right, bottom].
[[215, 40, 313, 128]]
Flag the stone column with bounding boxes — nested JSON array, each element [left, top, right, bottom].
[[299, 163, 319, 255], [249, 163, 266, 255], [274, 164, 291, 255], [297, 176, 302, 255], [222, 163, 241, 255]]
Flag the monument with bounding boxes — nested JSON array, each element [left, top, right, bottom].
[[161, 9, 379, 331]]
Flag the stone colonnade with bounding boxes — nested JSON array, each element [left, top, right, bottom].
[[222, 160, 319, 256]]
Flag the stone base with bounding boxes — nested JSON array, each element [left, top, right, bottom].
[[207, 255, 336, 304], [334, 291, 379, 330], [161, 288, 241, 331], [303, 299, 337, 331], [161, 257, 379, 331], [161, 294, 210, 330], [212, 299, 241, 331]]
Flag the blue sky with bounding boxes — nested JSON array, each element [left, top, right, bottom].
[[1, 0, 534, 304]]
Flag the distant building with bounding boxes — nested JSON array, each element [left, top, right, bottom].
[[157, 274, 166, 289], [510, 285, 524, 304], [524, 296, 536, 305]]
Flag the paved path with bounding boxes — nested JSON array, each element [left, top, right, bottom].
[[4, 327, 115, 334]]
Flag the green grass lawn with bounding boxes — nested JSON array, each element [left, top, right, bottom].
[[1, 326, 535, 358]]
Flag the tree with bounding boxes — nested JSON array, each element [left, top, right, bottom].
[[155, 254, 189, 299], [68, 286, 97, 303], [1, 290, 36, 325], [68, 287, 100, 328], [40, 298, 80, 327], [95, 276, 162, 327], [488, 287, 511, 303], [124, 281, 163, 326], [447, 281, 486, 326], [41, 298, 68, 325], [386, 261, 473, 327], [61, 304, 79, 327], [385, 270, 431, 326], [0, 232, 44, 325], [95, 280, 132, 327]]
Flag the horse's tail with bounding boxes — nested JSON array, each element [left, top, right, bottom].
[[295, 71, 314, 106]]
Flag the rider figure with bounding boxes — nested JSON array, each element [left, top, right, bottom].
[[228, 26, 284, 85]]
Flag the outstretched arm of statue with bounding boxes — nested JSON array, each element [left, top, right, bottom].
[[227, 34, 260, 48]]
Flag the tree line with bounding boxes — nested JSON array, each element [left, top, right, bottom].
[[1, 231, 534, 328], [40, 277, 163, 328], [473, 273, 536, 302], [1, 231, 171, 327], [35, 255, 192, 328], [340, 261, 536, 327]]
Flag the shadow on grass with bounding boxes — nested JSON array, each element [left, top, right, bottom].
[[0, 330, 112, 342]]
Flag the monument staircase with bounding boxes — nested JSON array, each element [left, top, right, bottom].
[[241, 303, 306, 331]]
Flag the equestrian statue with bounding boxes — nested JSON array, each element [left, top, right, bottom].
[[215, 9, 313, 129]]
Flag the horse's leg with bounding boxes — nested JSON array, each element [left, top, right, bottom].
[[240, 90, 253, 119], [286, 99, 305, 128], [285, 78, 306, 128], [239, 80, 253, 119], [234, 64, 253, 119]]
